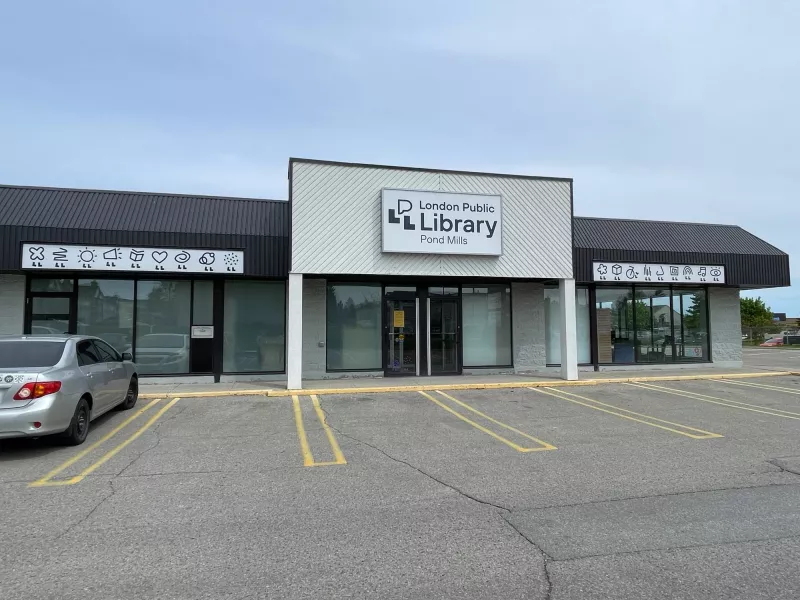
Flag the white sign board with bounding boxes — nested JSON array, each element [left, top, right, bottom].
[[22, 244, 244, 274], [593, 261, 726, 284], [191, 326, 214, 339], [382, 188, 502, 256]]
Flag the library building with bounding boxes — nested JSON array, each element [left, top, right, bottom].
[[0, 158, 790, 388]]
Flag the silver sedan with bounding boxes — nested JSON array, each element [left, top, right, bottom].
[[0, 335, 139, 445]]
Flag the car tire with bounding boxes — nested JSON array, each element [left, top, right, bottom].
[[60, 398, 91, 446], [119, 378, 138, 410]]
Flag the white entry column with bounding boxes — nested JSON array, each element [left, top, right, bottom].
[[287, 272, 304, 390], [559, 278, 579, 381]]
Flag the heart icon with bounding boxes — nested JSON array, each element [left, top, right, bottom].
[[152, 251, 168, 263]]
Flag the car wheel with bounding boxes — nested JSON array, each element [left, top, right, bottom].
[[60, 398, 91, 446], [119, 378, 138, 410]]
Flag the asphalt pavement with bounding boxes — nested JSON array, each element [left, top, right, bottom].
[[2, 354, 800, 599]]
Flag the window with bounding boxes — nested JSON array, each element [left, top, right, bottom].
[[94, 340, 121, 362], [77, 279, 135, 354], [77, 340, 102, 366], [462, 285, 512, 367], [0, 341, 66, 368], [634, 289, 673, 363], [30, 278, 73, 292], [672, 288, 709, 361], [223, 281, 285, 372], [193, 281, 214, 325], [595, 285, 710, 364], [545, 287, 592, 364], [30, 297, 71, 335], [135, 280, 191, 374], [595, 287, 635, 363], [326, 284, 382, 370]]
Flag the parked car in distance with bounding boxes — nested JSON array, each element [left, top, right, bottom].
[[0, 335, 138, 445], [131, 333, 190, 374], [760, 337, 785, 347]]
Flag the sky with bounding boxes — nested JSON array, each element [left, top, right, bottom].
[[0, 1, 797, 313]]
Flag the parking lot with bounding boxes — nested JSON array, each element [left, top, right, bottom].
[[3, 373, 800, 599]]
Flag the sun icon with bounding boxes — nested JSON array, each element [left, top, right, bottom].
[[78, 247, 97, 264]]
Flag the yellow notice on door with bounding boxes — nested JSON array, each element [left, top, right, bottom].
[[393, 310, 405, 328]]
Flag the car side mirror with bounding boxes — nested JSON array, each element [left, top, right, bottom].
[[122, 352, 133, 362]]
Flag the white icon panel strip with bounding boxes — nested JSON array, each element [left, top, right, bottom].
[[22, 244, 244, 274], [593, 261, 725, 284]]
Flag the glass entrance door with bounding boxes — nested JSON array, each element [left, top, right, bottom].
[[385, 287, 418, 376], [428, 298, 460, 374]]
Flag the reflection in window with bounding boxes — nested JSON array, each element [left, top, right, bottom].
[[595, 286, 710, 364], [135, 280, 191, 374], [223, 281, 285, 373], [634, 289, 673, 362], [193, 280, 214, 325], [672, 288, 708, 361], [77, 280, 135, 354], [462, 285, 512, 367], [326, 284, 381, 370], [30, 278, 74, 292], [30, 297, 71, 335], [595, 287, 635, 363], [544, 287, 592, 364]]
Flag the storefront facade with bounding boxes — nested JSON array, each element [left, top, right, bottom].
[[0, 160, 791, 387], [0, 186, 289, 382]]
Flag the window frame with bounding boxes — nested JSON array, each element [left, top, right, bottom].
[[76, 339, 103, 366], [460, 283, 513, 369], [221, 279, 286, 374], [592, 283, 712, 366], [544, 285, 593, 367], [325, 282, 383, 372], [93, 339, 122, 363]]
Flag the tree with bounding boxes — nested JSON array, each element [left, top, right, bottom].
[[683, 294, 706, 332], [740, 297, 773, 328]]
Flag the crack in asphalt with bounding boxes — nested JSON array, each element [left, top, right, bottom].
[[115, 404, 188, 478], [768, 458, 800, 477], [502, 513, 554, 600], [318, 399, 553, 599], [316, 396, 800, 598], [553, 532, 800, 563], [523, 480, 800, 512], [54, 479, 117, 542], [322, 411, 509, 511]]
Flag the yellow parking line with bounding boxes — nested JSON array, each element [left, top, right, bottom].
[[291, 395, 346, 467], [292, 394, 315, 466], [311, 395, 346, 465], [532, 387, 722, 439], [419, 391, 554, 452], [29, 399, 163, 488], [716, 379, 800, 396], [627, 382, 800, 420], [66, 398, 181, 484], [435, 391, 556, 450], [31, 398, 180, 487]]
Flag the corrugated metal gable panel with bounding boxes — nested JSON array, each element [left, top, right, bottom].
[[573, 217, 790, 288], [0, 185, 290, 277], [574, 217, 785, 256], [0, 185, 289, 237]]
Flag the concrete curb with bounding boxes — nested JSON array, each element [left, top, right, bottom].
[[140, 371, 797, 399]]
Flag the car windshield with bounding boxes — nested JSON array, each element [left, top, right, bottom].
[[0, 341, 66, 368], [138, 335, 185, 349]]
